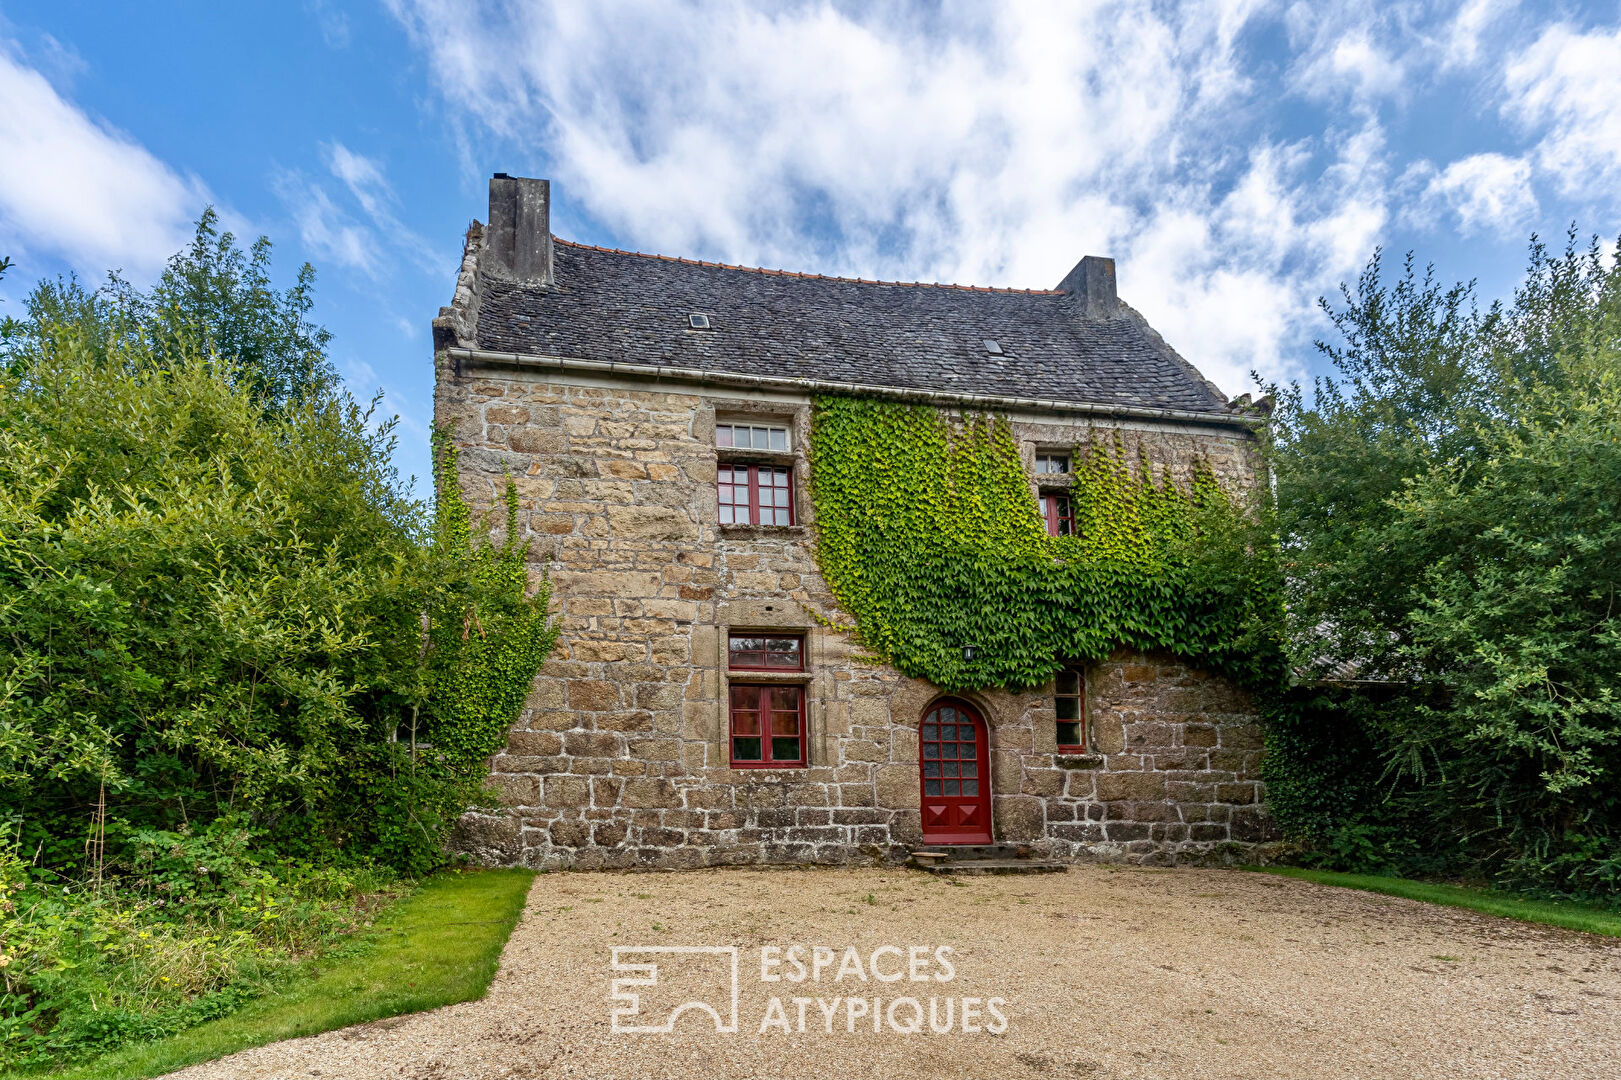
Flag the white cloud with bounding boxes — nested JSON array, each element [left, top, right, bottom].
[[1504, 22, 1621, 200], [1409, 152, 1537, 236], [272, 168, 376, 276], [1443, 0, 1512, 70], [0, 40, 209, 279], [273, 143, 445, 279], [385, 0, 1416, 396]]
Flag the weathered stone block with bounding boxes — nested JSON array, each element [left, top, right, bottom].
[[622, 778, 681, 808], [545, 776, 591, 808]]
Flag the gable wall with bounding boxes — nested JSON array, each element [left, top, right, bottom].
[[435, 356, 1274, 868]]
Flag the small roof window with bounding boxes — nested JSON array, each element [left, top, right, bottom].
[[983, 339, 1003, 355], [689, 313, 713, 330]]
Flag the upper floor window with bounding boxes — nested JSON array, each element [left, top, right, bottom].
[[1056, 667, 1086, 750], [1034, 453, 1070, 474], [1041, 492, 1073, 537], [717, 422, 790, 452], [719, 464, 793, 526]]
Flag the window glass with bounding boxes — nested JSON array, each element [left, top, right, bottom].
[[716, 423, 791, 452], [1055, 666, 1085, 749], [730, 683, 804, 766], [1035, 453, 1070, 474], [1042, 493, 1074, 537], [716, 463, 794, 526], [729, 634, 804, 670]]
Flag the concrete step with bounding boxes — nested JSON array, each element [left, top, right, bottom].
[[913, 858, 1068, 876]]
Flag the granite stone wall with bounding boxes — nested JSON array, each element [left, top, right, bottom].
[[436, 358, 1275, 868]]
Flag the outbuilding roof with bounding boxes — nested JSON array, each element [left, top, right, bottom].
[[470, 239, 1237, 418]]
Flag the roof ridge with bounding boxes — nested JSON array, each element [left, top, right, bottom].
[[553, 236, 1065, 296]]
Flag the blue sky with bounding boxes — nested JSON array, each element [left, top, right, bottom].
[[3, 1, 1620, 490]]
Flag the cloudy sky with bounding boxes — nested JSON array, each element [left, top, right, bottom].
[[3, 1, 1619, 487]]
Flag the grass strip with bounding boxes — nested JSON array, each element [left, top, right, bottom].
[[1250, 866, 1621, 937], [14, 868, 535, 1080]]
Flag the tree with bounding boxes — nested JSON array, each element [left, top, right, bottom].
[[0, 221, 553, 874], [1262, 231, 1621, 895]]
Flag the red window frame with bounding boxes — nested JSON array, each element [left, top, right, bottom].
[[718, 463, 794, 526], [1055, 666, 1086, 751], [728, 684, 806, 767], [1042, 492, 1074, 537], [728, 634, 804, 671]]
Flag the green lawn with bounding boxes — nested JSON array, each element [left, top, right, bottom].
[[1251, 866, 1621, 937], [12, 868, 535, 1080]]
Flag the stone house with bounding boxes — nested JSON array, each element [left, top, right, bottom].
[[433, 175, 1274, 870]]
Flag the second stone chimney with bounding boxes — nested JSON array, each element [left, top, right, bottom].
[[486, 173, 553, 285], [1056, 255, 1118, 317]]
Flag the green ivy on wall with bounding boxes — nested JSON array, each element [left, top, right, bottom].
[[806, 395, 1286, 695], [423, 427, 559, 770]]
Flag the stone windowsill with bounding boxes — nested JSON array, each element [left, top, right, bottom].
[[716, 448, 798, 467], [724, 670, 813, 684], [1055, 753, 1104, 769], [717, 523, 809, 541]]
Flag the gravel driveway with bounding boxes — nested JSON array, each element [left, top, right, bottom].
[[170, 866, 1621, 1080]]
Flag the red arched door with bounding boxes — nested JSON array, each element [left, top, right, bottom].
[[919, 699, 992, 844]]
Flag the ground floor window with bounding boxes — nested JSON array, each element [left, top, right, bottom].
[[729, 684, 805, 766], [1056, 667, 1086, 750]]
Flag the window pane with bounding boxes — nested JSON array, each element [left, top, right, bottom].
[[923, 742, 939, 759], [719, 505, 736, 524], [769, 428, 788, 451], [924, 780, 941, 796], [1056, 671, 1079, 695], [770, 507, 790, 525], [943, 762, 959, 778], [960, 725, 976, 743], [1056, 697, 1079, 720], [922, 724, 938, 739], [923, 762, 940, 778], [943, 780, 960, 796], [716, 425, 733, 447], [961, 761, 977, 778], [731, 711, 760, 736], [770, 736, 801, 761], [1057, 721, 1082, 747], [732, 736, 762, 761], [941, 707, 956, 724], [962, 780, 979, 796]]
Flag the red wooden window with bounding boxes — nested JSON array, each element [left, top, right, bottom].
[[1056, 667, 1086, 750], [728, 634, 803, 670], [1042, 493, 1074, 537], [728, 685, 805, 766], [718, 464, 794, 526]]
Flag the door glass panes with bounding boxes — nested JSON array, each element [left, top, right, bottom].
[[921, 704, 979, 799]]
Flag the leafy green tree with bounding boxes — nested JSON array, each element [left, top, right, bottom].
[[0, 221, 553, 874], [1263, 231, 1621, 896]]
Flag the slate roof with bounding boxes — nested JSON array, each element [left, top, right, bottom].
[[473, 239, 1236, 417]]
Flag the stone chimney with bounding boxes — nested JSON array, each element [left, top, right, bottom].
[[486, 173, 553, 285], [1056, 255, 1118, 317]]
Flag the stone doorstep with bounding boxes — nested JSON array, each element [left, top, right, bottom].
[[913, 859, 1069, 876], [907, 843, 1067, 874], [911, 843, 1035, 861]]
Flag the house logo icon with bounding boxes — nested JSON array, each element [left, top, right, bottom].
[[609, 946, 740, 1034]]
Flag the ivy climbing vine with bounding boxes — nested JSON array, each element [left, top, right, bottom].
[[423, 426, 559, 770], [806, 396, 1287, 695]]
